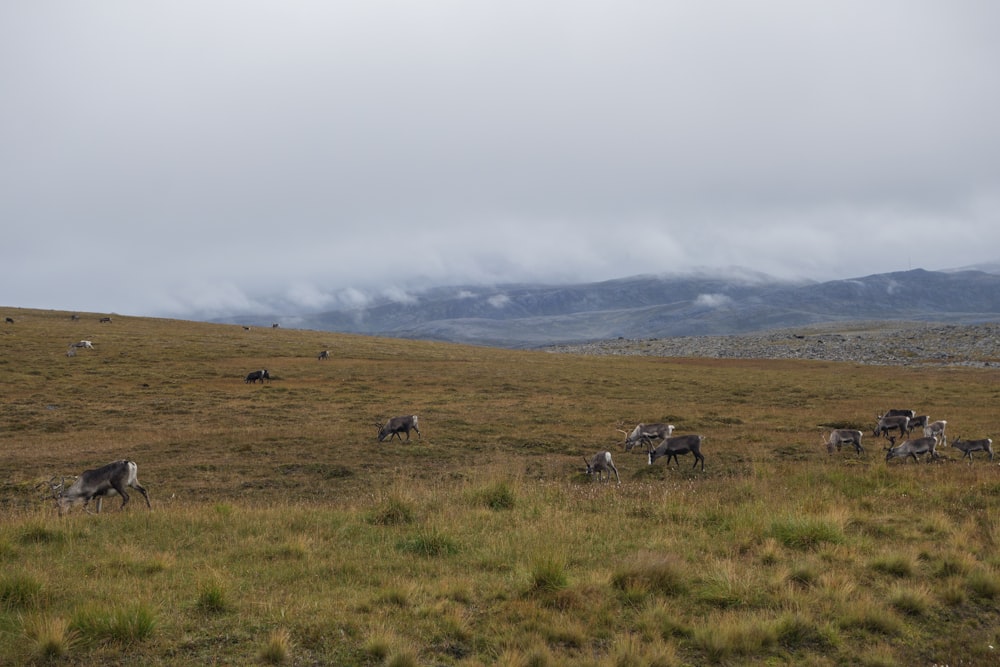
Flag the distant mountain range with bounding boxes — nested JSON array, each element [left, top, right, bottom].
[[222, 267, 1000, 348]]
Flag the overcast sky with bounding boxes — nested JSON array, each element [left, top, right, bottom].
[[2, 1, 998, 318]]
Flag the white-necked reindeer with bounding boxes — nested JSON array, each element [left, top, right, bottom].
[[619, 422, 674, 452], [49, 460, 151, 516], [823, 429, 865, 455]]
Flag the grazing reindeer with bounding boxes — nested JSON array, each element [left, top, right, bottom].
[[376, 415, 420, 442], [951, 436, 993, 463], [885, 436, 940, 464], [583, 451, 620, 484], [648, 435, 705, 471], [874, 414, 911, 441], [52, 460, 151, 515], [823, 429, 865, 455], [317, 350, 330, 360], [620, 422, 675, 452]]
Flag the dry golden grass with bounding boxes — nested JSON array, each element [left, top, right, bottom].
[[1, 306, 1000, 664]]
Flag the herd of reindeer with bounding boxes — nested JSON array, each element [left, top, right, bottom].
[[45, 351, 996, 508], [582, 408, 995, 485]]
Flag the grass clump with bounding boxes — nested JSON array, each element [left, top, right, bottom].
[[259, 628, 292, 664], [22, 615, 76, 661], [70, 603, 157, 644], [690, 611, 777, 660], [368, 494, 416, 526], [528, 555, 568, 593], [769, 517, 843, 550], [0, 573, 44, 610], [611, 552, 688, 600], [397, 527, 459, 557], [889, 584, 932, 617], [475, 480, 517, 510], [195, 580, 232, 614], [967, 570, 1000, 600], [871, 555, 914, 578]]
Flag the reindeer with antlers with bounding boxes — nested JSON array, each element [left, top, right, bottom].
[[45, 460, 151, 516]]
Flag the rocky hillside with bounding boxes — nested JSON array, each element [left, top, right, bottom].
[[546, 321, 1000, 368]]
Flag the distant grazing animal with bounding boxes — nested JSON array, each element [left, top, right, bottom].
[[242, 326, 251, 331], [4, 317, 13, 324], [584, 451, 620, 484], [648, 434, 705, 471], [72, 340, 94, 349], [272, 322, 279, 328], [244, 369, 270, 384], [376, 415, 420, 442], [52, 460, 150, 516], [823, 429, 864, 455], [923, 420, 948, 447], [70, 314, 80, 321], [885, 436, 940, 464], [99, 317, 112, 323], [874, 414, 911, 441], [951, 437, 993, 463], [318, 350, 330, 360], [621, 423, 674, 452]]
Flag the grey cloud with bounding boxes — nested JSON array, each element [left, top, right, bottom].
[[1, 1, 998, 317]]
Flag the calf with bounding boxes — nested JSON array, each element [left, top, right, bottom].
[[824, 429, 864, 455], [622, 422, 674, 452], [951, 436, 993, 463], [376, 415, 420, 442], [583, 451, 620, 484], [54, 460, 151, 515], [885, 436, 940, 464], [245, 369, 270, 384], [923, 420, 948, 447], [648, 434, 705, 471], [874, 414, 911, 441]]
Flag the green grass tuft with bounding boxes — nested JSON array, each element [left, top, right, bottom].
[[0, 573, 44, 610], [769, 517, 843, 550]]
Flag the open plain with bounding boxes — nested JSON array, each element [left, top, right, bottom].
[[1, 307, 999, 665]]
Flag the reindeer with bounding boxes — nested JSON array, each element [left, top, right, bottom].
[[245, 369, 270, 384], [317, 350, 330, 360], [50, 460, 151, 515], [619, 422, 674, 452], [376, 415, 420, 442], [924, 420, 948, 447], [823, 429, 864, 455], [874, 414, 911, 441], [951, 436, 993, 463], [885, 436, 940, 464], [648, 435, 705, 471], [583, 451, 620, 484]]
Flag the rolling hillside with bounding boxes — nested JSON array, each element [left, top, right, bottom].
[[224, 268, 1000, 348]]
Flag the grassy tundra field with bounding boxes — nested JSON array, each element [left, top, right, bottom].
[[1, 307, 1000, 666]]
